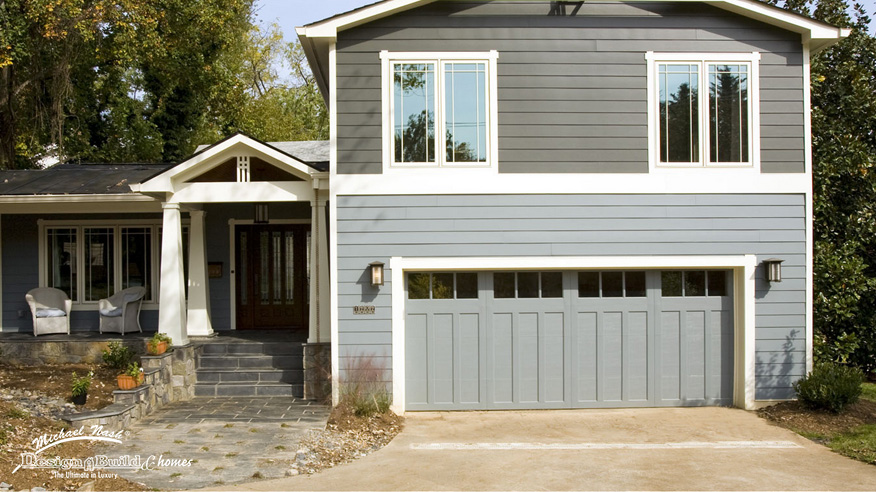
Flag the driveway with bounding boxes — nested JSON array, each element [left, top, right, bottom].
[[215, 407, 876, 491]]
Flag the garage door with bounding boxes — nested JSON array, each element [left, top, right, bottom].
[[405, 270, 734, 410]]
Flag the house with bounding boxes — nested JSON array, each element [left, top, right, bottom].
[[0, 0, 848, 413]]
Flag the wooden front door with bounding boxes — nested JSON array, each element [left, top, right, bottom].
[[235, 224, 310, 331]]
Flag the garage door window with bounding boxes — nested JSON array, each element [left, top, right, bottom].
[[493, 272, 563, 299], [408, 272, 478, 299], [577, 271, 647, 298], [661, 270, 727, 297]]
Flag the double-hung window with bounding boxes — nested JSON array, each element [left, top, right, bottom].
[[381, 51, 499, 169], [647, 52, 760, 168]]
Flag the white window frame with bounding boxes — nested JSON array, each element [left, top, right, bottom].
[[381, 51, 499, 172], [646, 52, 761, 171], [38, 219, 189, 311]]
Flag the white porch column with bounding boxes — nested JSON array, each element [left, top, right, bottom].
[[186, 210, 213, 337], [309, 189, 330, 343], [159, 202, 188, 345]]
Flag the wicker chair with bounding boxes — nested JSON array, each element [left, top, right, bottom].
[[98, 286, 148, 335], [25, 287, 72, 336]]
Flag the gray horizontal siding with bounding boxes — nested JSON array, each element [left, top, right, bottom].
[[335, 193, 807, 401], [336, 1, 805, 174]]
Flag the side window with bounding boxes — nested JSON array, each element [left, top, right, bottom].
[[661, 270, 728, 297], [576, 271, 647, 298], [492, 272, 564, 299], [383, 51, 498, 170], [648, 52, 759, 169]]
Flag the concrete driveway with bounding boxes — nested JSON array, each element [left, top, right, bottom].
[[217, 407, 876, 491]]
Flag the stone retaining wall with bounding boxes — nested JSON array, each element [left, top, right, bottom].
[[303, 342, 331, 402], [0, 338, 148, 365], [63, 344, 199, 432]]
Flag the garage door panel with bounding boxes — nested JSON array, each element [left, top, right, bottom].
[[660, 311, 682, 402], [602, 311, 624, 402], [626, 311, 649, 402], [713, 310, 735, 400], [575, 311, 598, 403], [431, 314, 455, 404], [519, 312, 540, 403], [685, 310, 707, 401], [543, 312, 566, 403], [491, 312, 514, 404], [406, 313, 429, 406], [459, 313, 481, 404]]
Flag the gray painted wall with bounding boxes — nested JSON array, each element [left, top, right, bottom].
[[335, 193, 806, 401], [1, 214, 161, 333], [336, 1, 805, 174]]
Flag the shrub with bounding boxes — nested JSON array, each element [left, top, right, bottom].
[[102, 341, 134, 369], [794, 362, 865, 413], [339, 355, 392, 417], [71, 371, 93, 397]]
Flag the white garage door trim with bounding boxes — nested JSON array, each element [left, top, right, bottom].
[[390, 255, 758, 414]]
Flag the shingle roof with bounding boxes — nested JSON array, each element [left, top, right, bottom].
[[0, 163, 174, 196]]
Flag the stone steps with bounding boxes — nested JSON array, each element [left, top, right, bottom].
[[194, 340, 304, 398]]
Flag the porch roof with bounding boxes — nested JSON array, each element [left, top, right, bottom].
[[0, 162, 173, 196]]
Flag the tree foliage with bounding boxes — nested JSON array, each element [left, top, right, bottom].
[[0, 0, 327, 168], [779, 0, 876, 371]]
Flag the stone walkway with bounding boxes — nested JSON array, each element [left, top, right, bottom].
[[96, 397, 329, 490]]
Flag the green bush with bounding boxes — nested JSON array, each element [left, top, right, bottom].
[[794, 362, 865, 413], [101, 341, 134, 369]]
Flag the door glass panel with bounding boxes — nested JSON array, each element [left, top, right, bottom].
[[121, 227, 151, 301], [602, 271, 623, 298], [408, 273, 430, 299], [708, 270, 727, 296], [273, 231, 282, 304], [685, 271, 706, 296], [260, 231, 269, 305], [541, 272, 563, 298], [578, 272, 599, 298], [456, 273, 478, 299], [662, 271, 683, 297], [47, 228, 77, 301], [494, 272, 515, 299], [432, 273, 454, 299], [286, 231, 295, 302], [239, 231, 247, 305], [625, 271, 646, 297], [84, 228, 113, 302], [517, 272, 538, 298]]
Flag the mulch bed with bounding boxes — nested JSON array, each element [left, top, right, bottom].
[[0, 363, 118, 411], [758, 399, 876, 438], [0, 401, 145, 491]]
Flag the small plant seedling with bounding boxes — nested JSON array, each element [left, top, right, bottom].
[[280, 423, 290, 428], [275, 445, 286, 450], [174, 440, 185, 444], [170, 473, 182, 478], [213, 467, 224, 472], [224, 423, 234, 428], [249, 428, 258, 433], [252, 471, 264, 479], [225, 452, 238, 458], [200, 446, 210, 452]]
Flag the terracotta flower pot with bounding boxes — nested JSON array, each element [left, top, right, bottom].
[[117, 374, 142, 390], [72, 392, 87, 405], [147, 341, 168, 355]]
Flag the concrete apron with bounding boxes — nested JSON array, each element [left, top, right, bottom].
[[210, 407, 876, 491]]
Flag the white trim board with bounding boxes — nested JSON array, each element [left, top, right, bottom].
[[388, 254, 759, 414]]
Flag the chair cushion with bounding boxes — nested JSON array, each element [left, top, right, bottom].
[[35, 308, 67, 318], [100, 307, 123, 317]]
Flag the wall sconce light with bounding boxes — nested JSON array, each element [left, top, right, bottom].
[[254, 203, 269, 224], [764, 258, 784, 283], [370, 261, 385, 286]]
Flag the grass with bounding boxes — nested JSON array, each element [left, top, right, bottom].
[[828, 424, 876, 464], [861, 382, 876, 402], [225, 452, 238, 458], [170, 473, 182, 478]]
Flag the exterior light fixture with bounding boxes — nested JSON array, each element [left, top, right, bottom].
[[370, 261, 385, 286], [764, 258, 784, 283], [254, 204, 269, 224]]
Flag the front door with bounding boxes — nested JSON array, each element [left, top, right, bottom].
[[235, 224, 310, 331]]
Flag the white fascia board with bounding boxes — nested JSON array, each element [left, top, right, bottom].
[[169, 182, 315, 204], [332, 171, 810, 196], [393, 255, 758, 271], [138, 134, 315, 193]]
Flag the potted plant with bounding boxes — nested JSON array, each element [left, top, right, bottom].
[[117, 362, 144, 390], [71, 371, 92, 405], [147, 332, 173, 355]]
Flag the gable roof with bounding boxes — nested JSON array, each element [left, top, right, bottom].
[[135, 133, 328, 194], [297, 0, 850, 102]]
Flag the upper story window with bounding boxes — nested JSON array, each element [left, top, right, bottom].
[[381, 51, 499, 170], [647, 52, 760, 169]]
